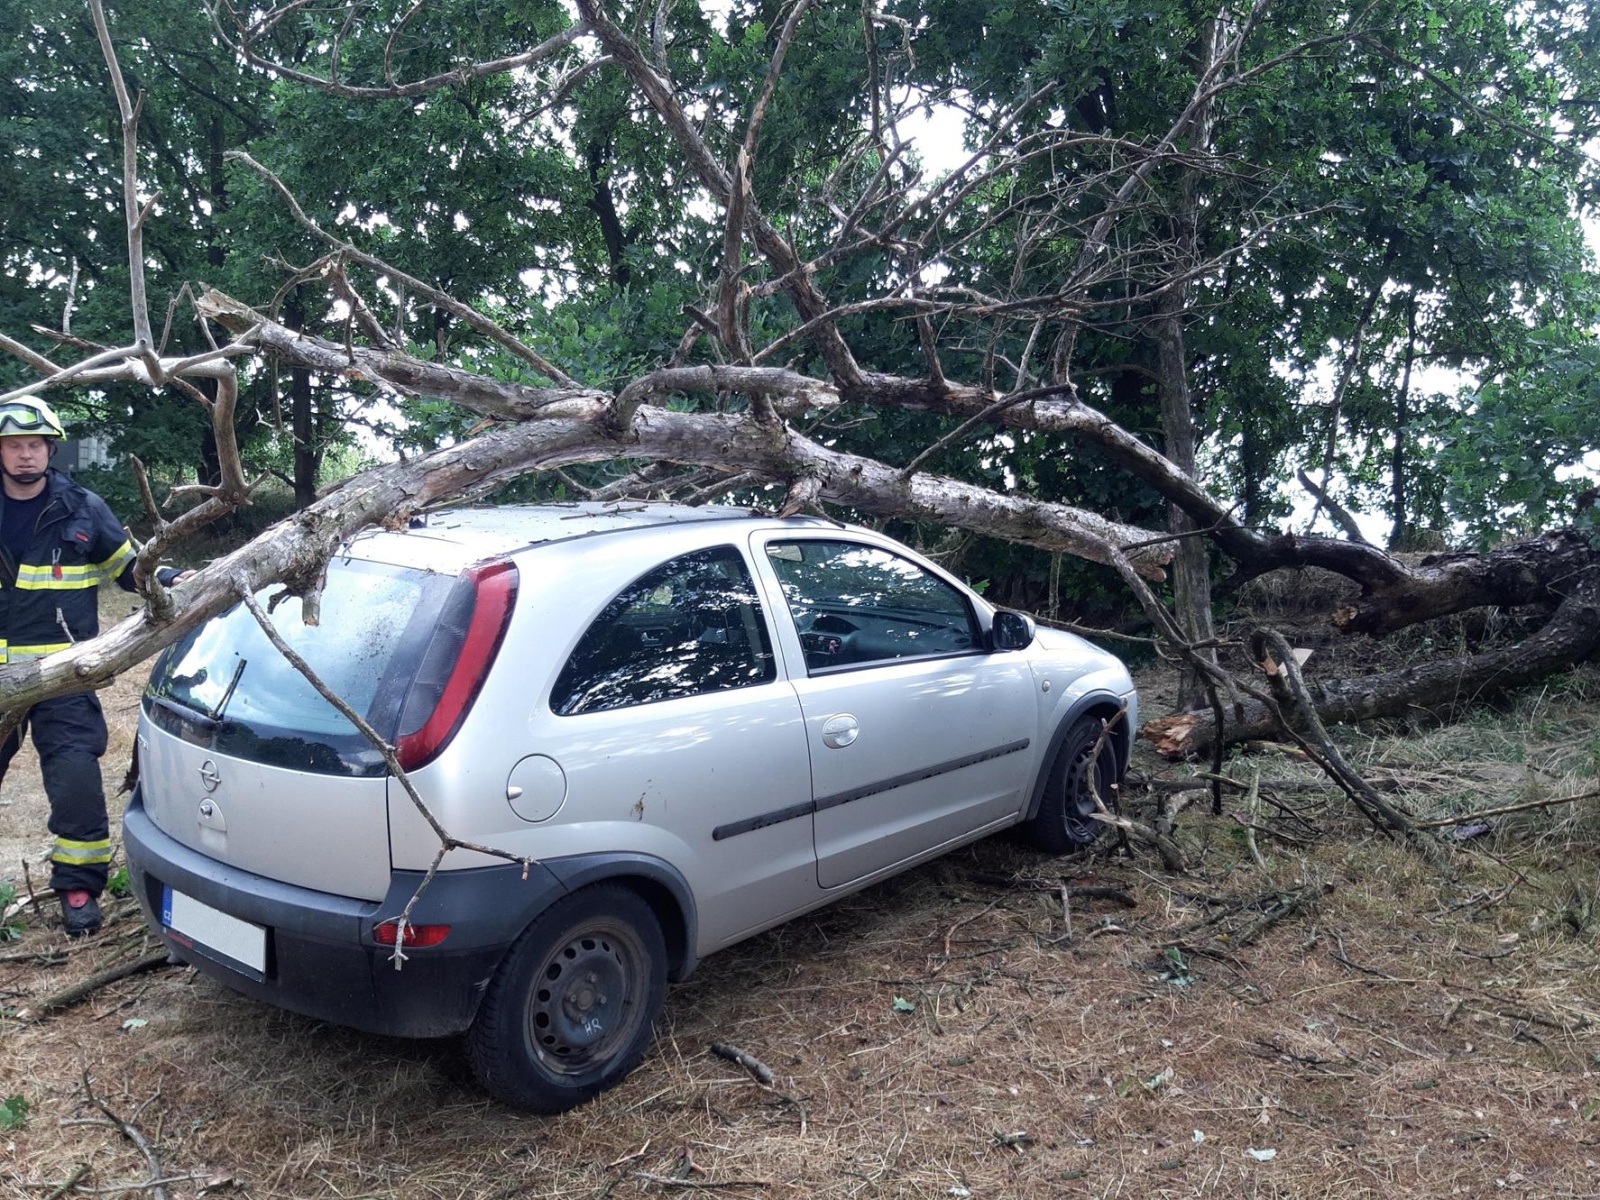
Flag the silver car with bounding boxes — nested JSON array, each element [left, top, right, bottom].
[[124, 503, 1136, 1111]]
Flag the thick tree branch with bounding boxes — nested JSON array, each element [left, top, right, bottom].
[[199, 292, 1172, 577]]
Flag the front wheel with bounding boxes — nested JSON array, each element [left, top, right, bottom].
[[468, 884, 667, 1112], [1022, 715, 1120, 853]]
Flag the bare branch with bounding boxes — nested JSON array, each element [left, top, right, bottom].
[[88, 0, 154, 353], [212, 5, 589, 100], [576, 0, 865, 387], [741, 0, 814, 164], [0, 331, 61, 376], [225, 151, 577, 385]]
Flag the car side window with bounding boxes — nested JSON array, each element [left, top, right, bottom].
[[551, 545, 776, 716], [765, 539, 978, 672]]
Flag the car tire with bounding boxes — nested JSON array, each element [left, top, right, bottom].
[[1022, 714, 1119, 853], [468, 883, 667, 1112]]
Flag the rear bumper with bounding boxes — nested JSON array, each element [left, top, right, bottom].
[[121, 787, 568, 1038]]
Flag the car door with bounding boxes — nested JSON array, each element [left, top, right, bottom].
[[537, 543, 818, 952], [753, 535, 1038, 889]]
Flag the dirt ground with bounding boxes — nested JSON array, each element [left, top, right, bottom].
[[1, 593, 1597, 1199]]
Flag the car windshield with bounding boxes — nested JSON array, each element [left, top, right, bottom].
[[146, 559, 457, 775]]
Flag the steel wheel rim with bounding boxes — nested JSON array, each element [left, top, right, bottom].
[[1063, 740, 1109, 844], [526, 918, 650, 1077]]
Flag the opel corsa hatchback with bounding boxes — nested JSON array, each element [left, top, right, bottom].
[[124, 503, 1137, 1111]]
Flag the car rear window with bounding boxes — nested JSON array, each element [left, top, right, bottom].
[[551, 545, 775, 716], [145, 559, 459, 776]]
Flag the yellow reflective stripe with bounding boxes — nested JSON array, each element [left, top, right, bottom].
[[12, 538, 135, 588], [52, 837, 113, 866], [97, 540, 136, 579], [14, 563, 101, 590], [8, 643, 71, 659]]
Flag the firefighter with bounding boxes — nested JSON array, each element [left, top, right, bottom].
[[0, 396, 181, 936]]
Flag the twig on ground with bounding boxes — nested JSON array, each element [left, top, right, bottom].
[[1228, 814, 1314, 848], [34, 951, 172, 1014], [1481, 1003, 1591, 1033], [1241, 765, 1267, 869], [1087, 924, 1129, 939], [631, 1173, 772, 1190], [22, 860, 45, 919], [1234, 883, 1333, 947], [708, 1043, 808, 1127], [709, 1043, 774, 1086], [1330, 929, 1398, 978], [1414, 789, 1596, 828], [934, 898, 1001, 969], [968, 872, 1137, 908], [0, 949, 68, 965], [1251, 628, 1444, 865], [1091, 808, 1188, 873], [80, 1072, 168, 1200], [42, 1163, 91, 1200]]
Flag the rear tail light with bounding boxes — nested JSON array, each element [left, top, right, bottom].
[[373, 920, 451, 948], [394, 560, 518, 770]]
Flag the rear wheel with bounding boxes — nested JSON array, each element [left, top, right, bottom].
[[468, 884, 666, 1112], [1022, 715, 1119, 853]]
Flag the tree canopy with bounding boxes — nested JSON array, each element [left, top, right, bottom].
[[3, 0, 1600, 771]]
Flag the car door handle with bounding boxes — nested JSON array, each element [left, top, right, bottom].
[[821, 714, 859, 749]]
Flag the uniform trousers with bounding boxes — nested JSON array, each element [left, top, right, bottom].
[[0, 690, 111, 894]]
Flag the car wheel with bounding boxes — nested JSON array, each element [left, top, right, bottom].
[[468, 884, 666, 1112], [1023, 714, 1119, 853]]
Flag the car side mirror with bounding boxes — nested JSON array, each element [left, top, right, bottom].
[[991, 609, 1035, 651]]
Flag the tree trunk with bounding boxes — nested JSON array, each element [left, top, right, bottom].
[[1153, 290, 1216, 710], [1389, 294, 1417, 548], [284, 289, 317, 509], [1150, 15, 1222, 710], [586, 139, 631, 290]]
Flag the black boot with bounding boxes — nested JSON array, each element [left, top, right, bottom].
[[59, 889, 103, 937]]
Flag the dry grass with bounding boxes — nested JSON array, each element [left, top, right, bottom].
[[1, 600, 1598, 1198]]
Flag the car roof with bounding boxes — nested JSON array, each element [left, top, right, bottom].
[[340, 501, 834, 574]]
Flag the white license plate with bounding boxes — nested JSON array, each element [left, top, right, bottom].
[[161, 886, 267, 974]]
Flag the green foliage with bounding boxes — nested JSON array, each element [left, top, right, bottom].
[[0, 881, 19, 943], [0, 1095, 28, 1132], [1430, 331, 1600, 545], [1159, 946, 1193, 987]]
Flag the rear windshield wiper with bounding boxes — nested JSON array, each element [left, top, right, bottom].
[[150, 656, 247, 730], [148, 694, 219, 731], [212, 656, 246, 722]]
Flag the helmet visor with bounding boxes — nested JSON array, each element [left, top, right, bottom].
[[0, 403, 60, 436]]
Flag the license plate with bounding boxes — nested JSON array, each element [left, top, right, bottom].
[[161, 885, 267, 974]]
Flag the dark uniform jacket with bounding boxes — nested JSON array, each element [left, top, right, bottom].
[[0, 468, 136, 664]]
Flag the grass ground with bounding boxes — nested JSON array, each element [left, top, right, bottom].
[[0, 593, 1596, 1199]]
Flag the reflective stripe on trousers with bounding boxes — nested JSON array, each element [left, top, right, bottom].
[[51, 835, 113, 866]]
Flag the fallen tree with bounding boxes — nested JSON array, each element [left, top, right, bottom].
[[1144, 569, 1600, 757], [2, 1, 1598, 828]]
